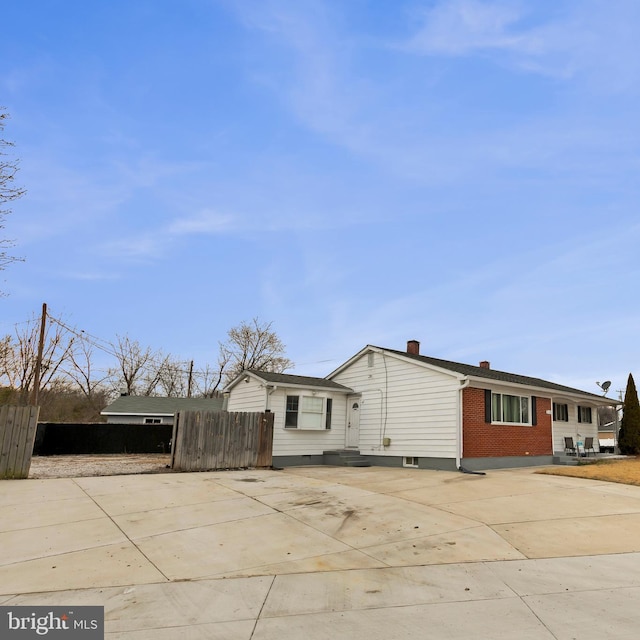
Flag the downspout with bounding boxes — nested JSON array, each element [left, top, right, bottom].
[[373, 388, 385, 449], [265, 385, 277, 411], [457, 379, 470, 470]]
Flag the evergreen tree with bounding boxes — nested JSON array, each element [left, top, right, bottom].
[[618, 373, 640, 455]]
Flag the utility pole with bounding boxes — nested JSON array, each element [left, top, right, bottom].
[[187, 360, 194, 398], [31, 302, 47, 406]]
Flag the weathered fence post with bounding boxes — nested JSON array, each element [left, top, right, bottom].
[[0, 405, 40, 479]]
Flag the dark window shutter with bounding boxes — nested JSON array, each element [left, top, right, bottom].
[[531, 396, 537, 425], [577, 406, 582, 423], [485, 389, 492, 423]]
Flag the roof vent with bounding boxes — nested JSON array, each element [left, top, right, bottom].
[[479, 361, 490, 369], [407, 340, 420, 355]]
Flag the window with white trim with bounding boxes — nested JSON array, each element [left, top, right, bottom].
[[285, 395, 333, 429], [553, 403, 569, 422], [491, 393, 530, 424], [577, 406, 592, 423]]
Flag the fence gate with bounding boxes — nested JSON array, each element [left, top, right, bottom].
[[0, 405, 40, 479], [171, 410, 274, 471]]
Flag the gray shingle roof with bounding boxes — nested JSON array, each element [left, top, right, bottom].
[[102, 396, 225, 415], [246, 370, 352, 391], [380, 347, 610, 401]]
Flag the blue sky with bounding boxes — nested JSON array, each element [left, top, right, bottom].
[[1, 0, 638, 396]]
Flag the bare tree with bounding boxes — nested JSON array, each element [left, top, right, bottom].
[[218, 318, 293, 388], [192, 363, 227, 398], [62, 336, 110, 405], [0, 316, 75, 403], [0, 109, 25, 280], [152, 354, 189, 397], [107, 335, 162, 396]]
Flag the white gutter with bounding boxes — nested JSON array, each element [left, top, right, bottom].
[[457, 378, 470, 470], [465, 376, 616, 405], [101, 412, 174, 417]]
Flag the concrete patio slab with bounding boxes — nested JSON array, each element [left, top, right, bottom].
[[0, 478, 87, 508], [4, 465, 640, 638], [493, 513, 640, 558], [284, 466, 452, 493], [104, 620, 255, 640], [211, 470, 335, 497], [253, 597, 557, 640], [76, 476, 240, 516], [73, 473, 186, 496], [136, 511, 352, 580], [247, 483, 376, 512], [488, 552, 640, 596], [216, 549, 386, 579], [437, 486, 640, 524], [363, 523, 526, 565], [113, 495, 275, 539], [393, 471, 590, 507], [261, 564, 517, 617], [0, 495, 107, 532], [0, 517, 127, 565], [0, 543, 167, 595], [525, 586, 640, 640], [7, 575, 273, 634], [284, 491, 479, 548]]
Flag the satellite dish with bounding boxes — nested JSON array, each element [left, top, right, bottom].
[[597, 381, 611, 394]]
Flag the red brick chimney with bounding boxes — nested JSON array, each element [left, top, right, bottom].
[[479, 360, 490, 369], [407, 340, 420, 355]]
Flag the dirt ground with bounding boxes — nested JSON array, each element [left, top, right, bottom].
[[28, 454, 173, 479]]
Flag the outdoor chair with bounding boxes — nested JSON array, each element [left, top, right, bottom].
[[564, 437, 577, 455], [583, 437, 596, 457]]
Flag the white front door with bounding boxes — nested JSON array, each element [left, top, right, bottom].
[[346, 397, 360, 448]]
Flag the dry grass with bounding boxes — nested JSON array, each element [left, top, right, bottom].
[[537, 457, 640, 486]]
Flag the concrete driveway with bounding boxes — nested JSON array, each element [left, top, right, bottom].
[[2, 465, 640, 639]]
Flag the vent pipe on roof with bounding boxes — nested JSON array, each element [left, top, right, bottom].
[[479, 361, 490, 369], [407, 340, 420, 355]]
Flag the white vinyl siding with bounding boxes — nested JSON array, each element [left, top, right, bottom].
[[551, 400, 599, 453], [226, 377, 267, 413], [270, 389, 347, 456], [331, 352, 460, 459], [105, 414, 173, 424], [227, 379, 348, 456]]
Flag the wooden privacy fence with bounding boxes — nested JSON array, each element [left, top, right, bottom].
[[0, 405, 40, 479], [171, 410, 274, 471]]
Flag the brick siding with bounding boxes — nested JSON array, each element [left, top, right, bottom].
[[462, 387, 552, 457]]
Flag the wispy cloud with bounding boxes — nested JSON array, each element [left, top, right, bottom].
[[56, 270, 122, 282], [99, 210, 235, 262], [222, 0, 640, 192], [401, 0, 640, 90], [403, 0, 534, 57], [167, 209, 237, 235]]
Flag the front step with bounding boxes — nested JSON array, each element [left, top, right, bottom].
[[552, 455, 579, 466], [322, 449, 371, 467]]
